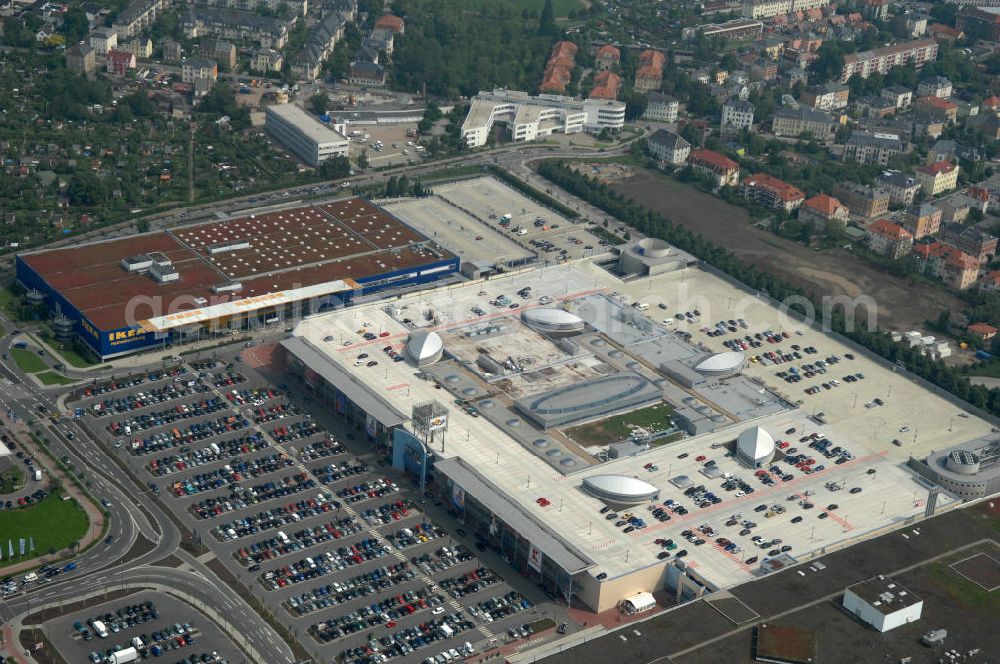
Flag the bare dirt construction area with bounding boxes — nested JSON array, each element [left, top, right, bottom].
[[610, 168, 966, 333]]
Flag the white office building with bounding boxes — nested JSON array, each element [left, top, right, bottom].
[[265, 104, 349, 168], [461, 89, 626, 148], [843, 576, 923, 632]]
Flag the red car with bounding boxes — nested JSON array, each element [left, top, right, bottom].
[[695, 455, 707, 462]]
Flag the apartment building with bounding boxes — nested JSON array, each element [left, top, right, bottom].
[[290, 11, 346, 81], [252, 48, 283, 72], [876, 170, 921, 207], [880, 85, 912, 110], [540, 41, 578, 94], [348, 59, 385, 87], [646, 130, 692, 166], [915, 161, 959, 197], [691, 18, 764, 41], [66, 43, 96, 76], [913, 96, 959, 123], [742, 0, 830, 19], [89, 26, 117, 55], [839, 38, 938, 82], [105, 49, 136, 76], [866, 219, 913, 259], [956, 6, 1000, 42], [915, 242, 980, 290], [800, 82, 850, 111], [181, 8, 288, 49], [739, 173, 806, 212], [113, 0, 169, 39], [939, 223, 998, 264], [643, 93, 679, 122], [843, 130, 906, 166], [722, 98, 755, 131], [917, 76, 952, 99], [834, 182, 891, 218], [902, 202, 942, 239], [771, 106, 834, 138], [687, 149, 741, 187], [198, 0, 308, 16]]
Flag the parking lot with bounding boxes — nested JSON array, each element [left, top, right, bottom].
[[71, 358, 560, 664], [346, 124, 430, 169], [44, 590, 240, 664], [433, 178, 607, 261]]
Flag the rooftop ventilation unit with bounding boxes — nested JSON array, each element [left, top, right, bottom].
[[211, 282, 243, 294]]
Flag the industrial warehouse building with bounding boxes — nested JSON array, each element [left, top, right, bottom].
[[843, 575, 923, 632], [265, 103, 350, 167], [16, 198, 458, 360]]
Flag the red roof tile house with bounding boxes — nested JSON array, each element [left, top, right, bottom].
[[106, 49, 137, 76], [865, 218, 913, 259], [914, 242, 980, 290], [634, 49, 665, 92], [540, 41, 578, 93], [595, 44, 621, 71], [739, 173, 806, 212], [588, 70, 621, 100], [799, 194, 848, 231], [373, 14, 404, 35], [687, 149, 740, 188], [967, 322, 998, 341], [913, 95, 959, 123]]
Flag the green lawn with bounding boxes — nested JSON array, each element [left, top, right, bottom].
[[506, 0, 582, 16], [0, 466, 24, 494], [36, 371, 78, 386], [0, 286, 19, 320], [0, 492, 89, 568], [565, 403, 676, 447], [928, 561, 1000, 612], [53, 344, 97, 369], [10, 348, 47, 373]]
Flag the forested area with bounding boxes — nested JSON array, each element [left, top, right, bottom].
[[389, 0, 557, 97]]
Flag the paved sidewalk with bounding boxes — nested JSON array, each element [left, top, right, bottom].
[[0, 623, 31, 664]]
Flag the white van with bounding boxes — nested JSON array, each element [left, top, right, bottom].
[[634, 302, 650, 311]]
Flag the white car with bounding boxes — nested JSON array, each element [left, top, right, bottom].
[[432, 607, 445, 615]]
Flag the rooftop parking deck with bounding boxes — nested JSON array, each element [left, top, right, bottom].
[[291, 257, 990, 590]]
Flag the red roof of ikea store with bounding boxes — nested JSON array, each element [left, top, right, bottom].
[[19, 198, 452, 331]]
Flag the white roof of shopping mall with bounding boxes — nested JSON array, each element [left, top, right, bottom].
[[290, 256, 994, 589]]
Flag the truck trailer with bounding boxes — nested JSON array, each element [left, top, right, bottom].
[[109, 646, 138, 663]]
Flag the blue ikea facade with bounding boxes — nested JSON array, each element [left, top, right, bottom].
[[16, 252, 460, 361]]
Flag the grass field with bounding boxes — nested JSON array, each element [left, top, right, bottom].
[[565, 403, 676, 447], [10, 348, 47, 373], [506, 0, 582, 17], [36, 371, 78, 386], [928, 561, 1000, 612], [0, 492, 89, 567]]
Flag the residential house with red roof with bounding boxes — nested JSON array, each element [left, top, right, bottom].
[[798, 193, 848, 232], [967, 322, 998, 342], [373, 14, 404, 34], [914, 241, 980, 290], [913, 95, 958, 123], [865, 218, 913, 259], [687, 149, 740, 188], [588, 71, 621, 100], [739, 173, 806, 212], [595, 44, 620, 70], [979, 270, 1000, 295], [106, 49, 137, 76], [634, 49, 665, 92], [540, 41, 578, 93]]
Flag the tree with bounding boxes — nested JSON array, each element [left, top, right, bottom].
[[357, 149, 369, 169], [308, 92, 329, 116], [318, 156, 350, 180], [809, 42, 845, 83], [538, 0, 557, 37], [67, 172, 106, 206], [60, 6, 89, 42]]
